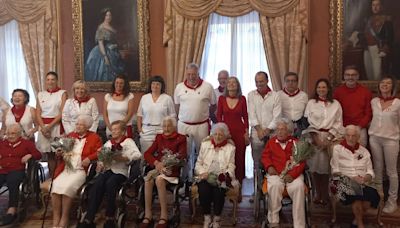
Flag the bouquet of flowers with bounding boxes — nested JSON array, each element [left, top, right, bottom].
[[205, 172, 234, 189], [329, 175, 363, 201], [144, 149, 184, 181], [279, 138, 315, 179], [50, 137, 75, 171], [98, 143, 123, 168]]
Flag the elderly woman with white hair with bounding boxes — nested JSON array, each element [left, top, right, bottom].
[[141, 117, 187, 228], [62, 80, 99, 134], [51, 114, 102, 228], [194, 122, 237, 228], [331, 125, 380, 228]]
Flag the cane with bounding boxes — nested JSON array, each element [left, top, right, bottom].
[[41, 152, 59, 228]]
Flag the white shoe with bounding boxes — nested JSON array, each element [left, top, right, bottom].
[[383, 200, 398, 214], [203, 215, 212, 228], [212, 216, 221, 228]]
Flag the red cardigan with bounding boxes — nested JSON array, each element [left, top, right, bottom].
[[144, 133, 187, 177], [54, 131, 102, 178], [0, 138, 42, 174], [261, 136, 305, 179]]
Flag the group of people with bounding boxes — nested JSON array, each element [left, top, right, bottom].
[[0, 62, 398, 228]]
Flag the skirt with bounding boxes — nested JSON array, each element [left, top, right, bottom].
[[341, 186, 380, 208], [51, 169, 86, 198]]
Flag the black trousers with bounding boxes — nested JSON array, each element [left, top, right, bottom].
[[198, 180, 226, 216], [0, 170, 25, 208], [85, 170, 127, 221]]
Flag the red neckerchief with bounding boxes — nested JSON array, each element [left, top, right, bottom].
[[340, 139, 359, 154], [283, 88, 300, 97], [211, 138, 228, 148], [275, 136, 293, 144], [379, 96, 395, 102], [47, 87, 61, 94], [75, 95, 91, 105], [111, 135, 127, 145], [11, 105, 26, 123], [6, 138, 22, 148], [162, 132, 178, 140], [184, 79, 203, 90], [111, 135, 127, 151], [257, 86, 271, 98], [70, 131, 88, 140], [113, 92, 123, 96], [317, 96, 328, 105], [218, 86, 224, 93]]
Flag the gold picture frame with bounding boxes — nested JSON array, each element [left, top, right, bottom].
[[72, 0, 151, 92], [329, 0, 398, 93]]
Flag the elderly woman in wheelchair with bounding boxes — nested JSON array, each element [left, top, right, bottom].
[[140, 117, 187, 228], [261, 119, 306, 228], [0, 124, 42, 226], [77, 120, 141, 228], [194, 122, 238, 228], [330, 125, 380, 228]]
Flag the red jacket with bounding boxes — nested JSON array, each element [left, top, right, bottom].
[[54, 131, 102, 178], [144, 132, 187, 177], [0, 138, 42, 174], [261, 136, 305, 179]]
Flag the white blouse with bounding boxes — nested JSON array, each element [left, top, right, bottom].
[[331, 143, 375, 178], [105, 92, 134, 126], [103, 138, 142, 177], [4, 106, 35, 136], [137, 93, 176, 126], [304, 99, 344, 136], [278, 90, 308, 122], [62, 97, 99, 134], [38, 90, 66, 118], [368, 98, 400, 140], [247, 90, 282, 130], [0, 97, 10, 121]]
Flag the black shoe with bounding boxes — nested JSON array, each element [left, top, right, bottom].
[[103, 219, 116, 228], [0, 214, 16, 226]]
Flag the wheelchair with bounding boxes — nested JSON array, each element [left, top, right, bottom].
[[253, 166, 313, 228], [0, 158, 45, 223], [136, 163, 186, 228], [77, 159, 142, 228]]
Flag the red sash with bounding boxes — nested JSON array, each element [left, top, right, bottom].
[[42, 117, 65, 134]]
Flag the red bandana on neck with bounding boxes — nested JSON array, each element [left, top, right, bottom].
[[184, 79, 203, 90], [111, 136, 127, 145], [340, 139, 359, 154], [211, 138, 228, 148], [11, 105, 26, 123], [379, 96, 395, 102], [111, 136, 127, 151], [47, 87, 61, 94], [162, 132, 178, 140], [217, 86, 224, 93], [113, 92, 123, 97], [74, 96, 91, 105], [257, 86, 271, 98], [7, 138, 22, 148], [317, 96, 328, 104], [283, 88, 300, 97]]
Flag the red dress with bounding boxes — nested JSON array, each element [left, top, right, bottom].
[[217, 96, 249, 182]]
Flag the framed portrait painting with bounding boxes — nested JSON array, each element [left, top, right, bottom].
[[72, 0, 150, 92], [330, 0, 400, 92]]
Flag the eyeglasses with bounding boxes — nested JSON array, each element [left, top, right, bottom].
[[344, 74, 359, 77]]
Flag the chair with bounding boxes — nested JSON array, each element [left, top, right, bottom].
[[189, 181, 240, 226], [253, 166, 313, 228]]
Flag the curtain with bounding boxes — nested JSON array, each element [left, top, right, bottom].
[[0, 20, 35, 106], [164, 0, 308, 93], [259, 0, 308, 90], [200, 11, 269, 95], [0, 0, 57, 95]]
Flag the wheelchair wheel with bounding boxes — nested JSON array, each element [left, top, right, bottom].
[[253, 168, 259, 219], [117, 212, 126, 228]]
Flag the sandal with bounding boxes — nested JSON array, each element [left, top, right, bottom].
[[139, 217, 153, 228], [155, 218, 168, 228]]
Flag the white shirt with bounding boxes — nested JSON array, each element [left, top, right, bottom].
[[174, 81, 216, 122], [105, 93, 134, 126], [331, 143, 375, 178], [247, 90, 282, 130], [368, 98, 400, 140], [103, 138, 142, 177], [62, 97, 99, 134], [38, 90, 66, 118], [137, 93, 176, 126], [4, 106, 35, 136], [304, 99, 344, 136], [278, 89, 308, 121], [0, 97, 10, 121]]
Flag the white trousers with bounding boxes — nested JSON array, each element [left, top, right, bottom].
[[250, 128, 267, 170], [369, 135, 399, 202], [359, 128, 368, 148], [267, 175, 305, 228], [364, 45, 382, 81], [177, 121, 209, 181]]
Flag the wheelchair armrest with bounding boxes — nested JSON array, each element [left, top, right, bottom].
[[85, 162, 98, 182], [127, 159, 141, 183], [303, 168, 312, 190]]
